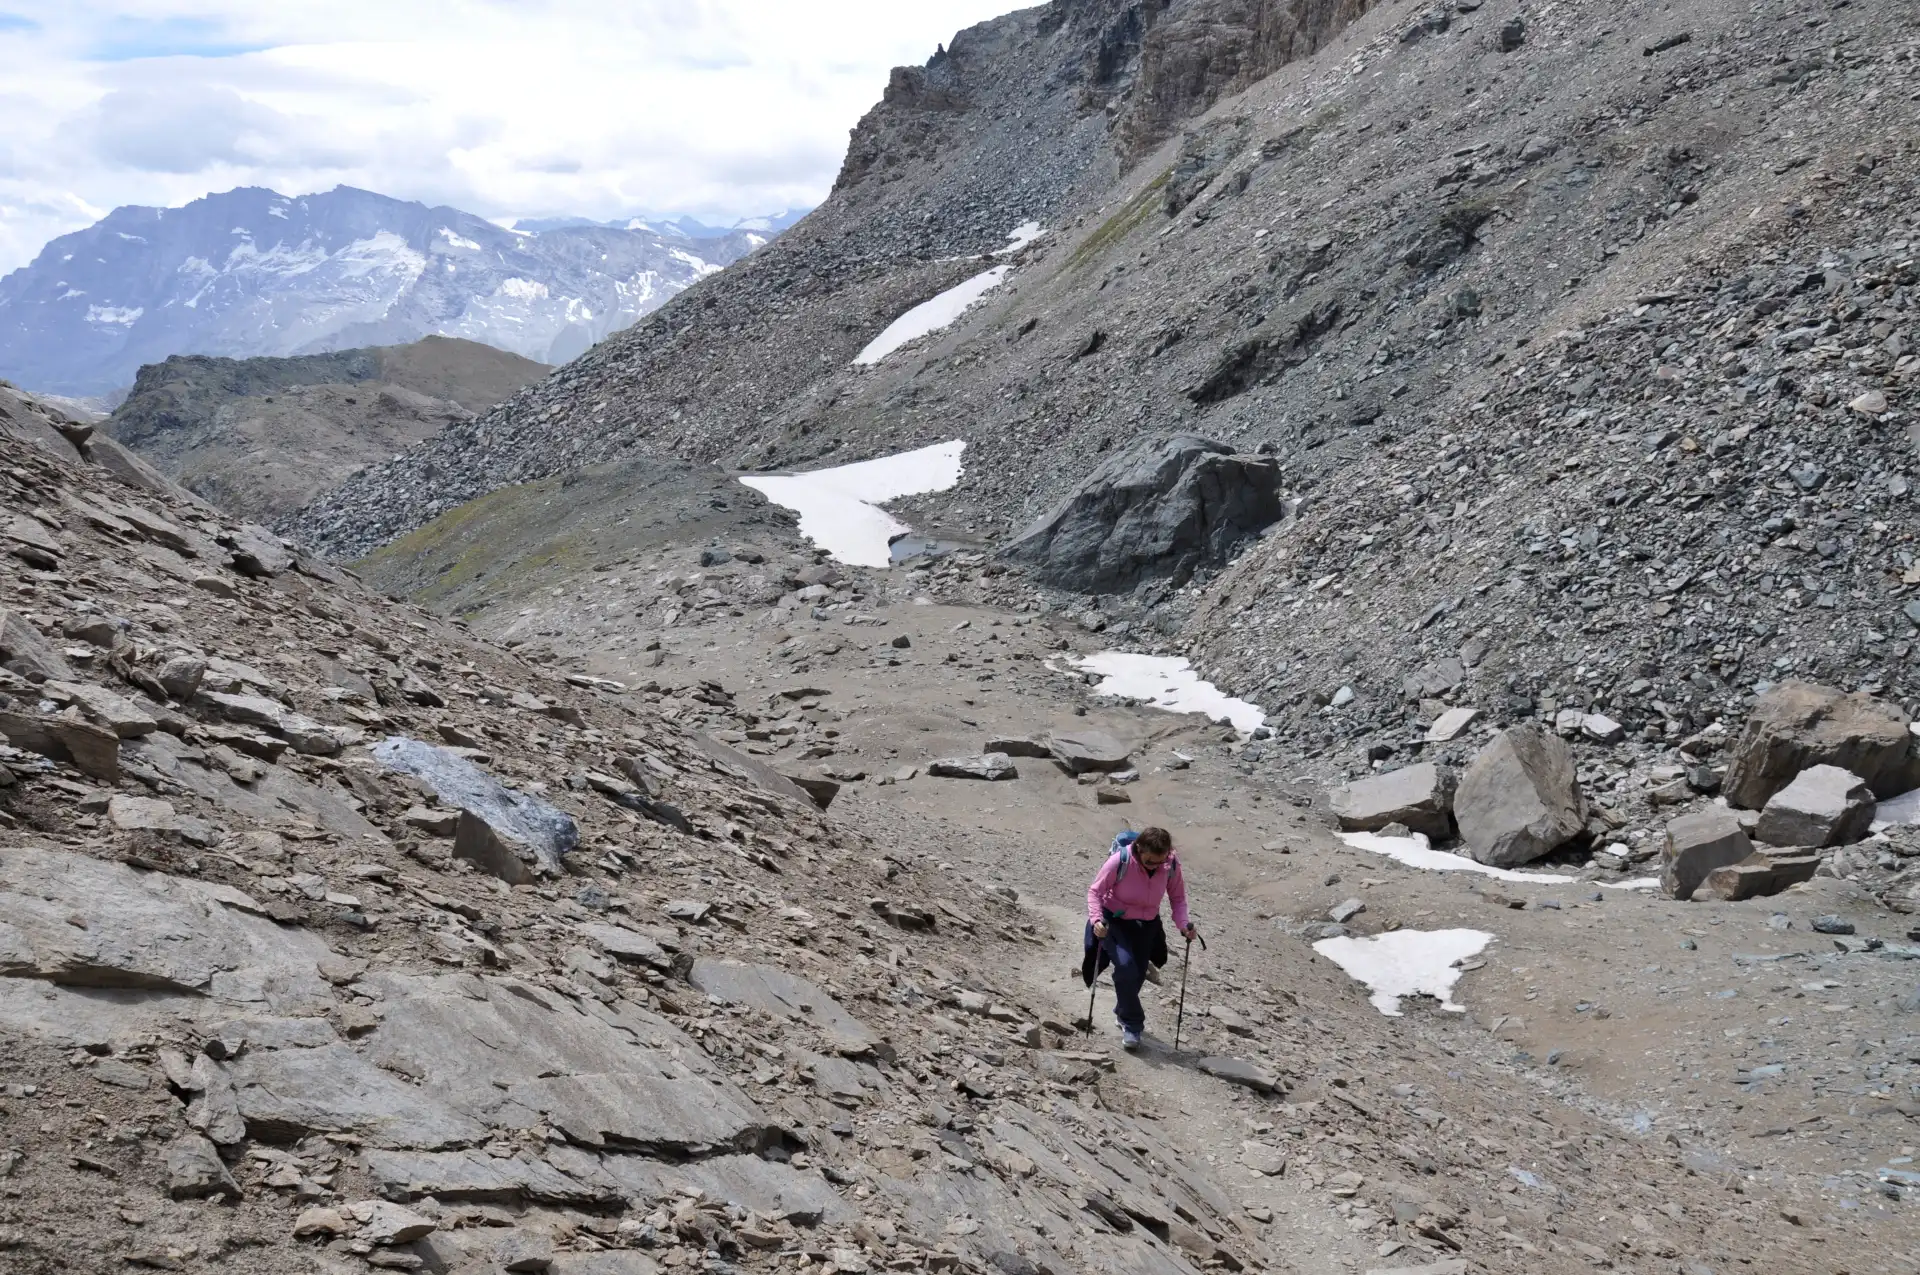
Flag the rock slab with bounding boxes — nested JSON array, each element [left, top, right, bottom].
[[374, 737, 577, 883], [928, 754, 1018, 781], [1330, 762, 1455, 840], [1047, 730, 1132, 775], [1453, 724, 1585, 866]]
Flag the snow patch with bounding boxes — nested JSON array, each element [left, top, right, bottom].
[[855, 266, 1009, 366], [1874, 787, 1920, 832], [669, 248, 721, 276], [437, 228, 483, 251], [1602, 878, 1662, 891], [1313, 929, 1493, 1017], [114, 232, 148, 244], [740, 441, 965, 568], [497, 277, 550, 302], [1071, 653, 1265, 735], [84, 305, 142, 326], [999, 221, 1045, 253], [1338, 831, 1577, 884]]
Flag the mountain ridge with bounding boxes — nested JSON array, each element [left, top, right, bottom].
[[0, 185, 780, 396]]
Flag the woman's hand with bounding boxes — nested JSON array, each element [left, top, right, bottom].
[[1093, 921, 1108, 939], [1183, 924, 1200, 943]]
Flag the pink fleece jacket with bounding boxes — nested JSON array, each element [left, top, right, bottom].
[[1087, 850, 1190, 932]]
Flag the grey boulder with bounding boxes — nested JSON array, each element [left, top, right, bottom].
[[1047, 730, 1132, 775], [1453, 724, 1586, 866], [374, 737, 577, 883], [1000, 434, 1285, 593], [1696, 850, 1823, 902], [1330, 762, 1455, 840], [0, 607, 73, 681], [165, 1133, 238, 1200], [1722, 680, 1919, 808], [1754, 764, 1875, 848], [928, 753, 1018, 781], [1660, 810, 1756, 901]]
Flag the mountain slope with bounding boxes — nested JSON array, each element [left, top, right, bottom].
[[291, 0, 1379, 554], [100, 336, 549, 522], [0, 186, 772, 397]]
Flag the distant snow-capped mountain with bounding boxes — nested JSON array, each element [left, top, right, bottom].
[[0, 186, 790, 397], [513, 208, 812, 239]]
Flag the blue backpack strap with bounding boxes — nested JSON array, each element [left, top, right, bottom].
[[1110, 830, 1139, 886]]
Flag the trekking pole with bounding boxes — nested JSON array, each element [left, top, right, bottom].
[[1172, 932, 1207, 1053]]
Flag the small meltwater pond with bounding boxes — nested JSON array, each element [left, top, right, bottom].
[[1071, 652, 1266, 735], [740, 441, 965, 568]]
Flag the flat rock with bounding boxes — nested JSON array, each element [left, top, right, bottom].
[[781, 773, 841, 809], [374, 738, 577, 883], [928, 753, 1018, 781], [1722, 680, 1919, 808], [1365, 1262, 1469, 1275], [363, 972, 769, 1154], [0, 845, 331, 1002], [1047, 730, 1132, 774], [349, 1200, 437, 1246], [0, 607, 73, 681], [687, 959, 877, 1051], [1240, 1141, 1287, 1176], [1330, 762, 1455, 841], [548, 1255, 662, 1275], [597, 1153, 852, 1225], [1454, 723, 1586, 866], [1698, 851, 1823, 902], [986, 737, 1054, 758], [1661, 810, 1756, 901], [46, 680, 157, 738], [576, 923, 672, 969], [1196, 1056, 1283, 1094], [223, 524, 296, 578], [1754, 764, 1875, 848], [203, 692, 346, 757], [229, 1044, 488, 1149], [362, 1149, 621, 1207], [1424, 707, 1479, 743]]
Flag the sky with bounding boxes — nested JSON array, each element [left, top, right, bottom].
[[0, 1, 1029, 274]]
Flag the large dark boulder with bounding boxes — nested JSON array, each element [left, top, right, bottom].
[[1000, 435, 1284, 592]]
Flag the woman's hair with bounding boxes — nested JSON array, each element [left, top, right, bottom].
[[1134, 827, 1173, 858]]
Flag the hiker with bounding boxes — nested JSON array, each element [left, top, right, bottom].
[[1084, 826, 1198, 1049]]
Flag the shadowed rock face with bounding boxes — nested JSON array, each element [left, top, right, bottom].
[[1002, 435, 1284, 592]]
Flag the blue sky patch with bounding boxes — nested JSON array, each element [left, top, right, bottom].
[[84, 16, 274, 61], [0, 12, 40, 33]]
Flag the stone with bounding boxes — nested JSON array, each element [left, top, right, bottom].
[[1047, 730, 1132, 774], [1096, 788, 1131, 804], [1001, 434, 1285, 592], [986, 737, 1054, 758], [1365, 1263, 1468, 1275], [46, 681, 156, 738], [361, 1149, 620, 1208], [1329, 898, 1367, 923], [293, 1207, 351, 1238], [1424, 707, 1478, 743], [374, 738, 577, 883], [350, 1200, 437, 1245], [548, 1255, 663, 1275], [1581, 713, 1625, 744], [203, 692, 345, 756], [107, 794, 180, 834], [1517, 135, 1556, 163], [165, 1134, 238, 1200], [1240, 1141, 1287, 1176], [1754, 765, 1876, 848], [597, 1153, 852, 1225], [0, 708, 119, 782], [889, 633, 911, 649], [229, 1044, 488, 1149], [1698, 851, 1822, 902], [496, 1230, 557, 1272], [1661, 810, 1757, 901], [155, 655, 207, 701], [1454, 724, 1586, 867], [222, 524, 295, 578], [1722, 681, 1919, 807], [1810, 915, 1855, 935], [1196, 1056, 1283, 1094], [928, 753, 1018, 781], [1498, 15, 1525, 49], [576, 923, 672, 969], [1330, 763, 1455, 841], [402, 805, 459, 836], [781, 773, 841, 810], [192, 575, 240, 600], [1850, 390, 1890, 417], [0, 608, 72, 681]]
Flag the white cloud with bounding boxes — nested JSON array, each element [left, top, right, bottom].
[[0, 0, 1028, 272]]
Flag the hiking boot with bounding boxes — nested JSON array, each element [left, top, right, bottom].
[[1120, 1027, 1142, 1050]]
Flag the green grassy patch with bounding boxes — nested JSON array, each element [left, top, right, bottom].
[[1066, 169, 1171, 273]]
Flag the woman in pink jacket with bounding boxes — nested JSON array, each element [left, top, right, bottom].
[[1085, 826, 1200, 1049]]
